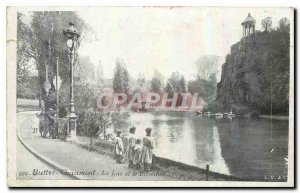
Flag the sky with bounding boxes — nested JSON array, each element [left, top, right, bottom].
[[22, 7, 293, 81]]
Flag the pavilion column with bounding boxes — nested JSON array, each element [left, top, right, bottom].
[[243, 26, 245, 36]]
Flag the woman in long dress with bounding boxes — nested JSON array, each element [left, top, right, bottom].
[[141, 127, 155, 171]]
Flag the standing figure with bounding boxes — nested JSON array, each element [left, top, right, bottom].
[[126, 127, 136, 168], [114, 130, 124, 164], [38, 112, 45, 137], [31, 114, 39, 133], [141, 127, 155, 172], [133, 138, 143, 169], [42, 108, 55, 138]]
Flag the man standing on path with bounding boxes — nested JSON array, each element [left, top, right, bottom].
[[126, 127, 136, 168], [141, 128, 155, 172], [114, 130, 124, 164], [42, 108, 56, 138]]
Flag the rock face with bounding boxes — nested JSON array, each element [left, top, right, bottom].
[[217, 30, 290, 115]]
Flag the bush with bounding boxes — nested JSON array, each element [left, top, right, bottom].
[[77, 109, 109, 137], [76, 109, 131, 138]]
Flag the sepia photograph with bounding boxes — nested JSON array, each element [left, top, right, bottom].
[[6, 6, 294, 187]]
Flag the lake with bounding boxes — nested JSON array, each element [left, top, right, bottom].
[[121, 111, 288, 181]]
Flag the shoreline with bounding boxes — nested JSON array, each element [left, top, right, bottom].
[[258, 115, 289, 120]]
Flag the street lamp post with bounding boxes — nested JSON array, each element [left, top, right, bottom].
[[43, 60, 51, 96], [63, 22, 80, 137]]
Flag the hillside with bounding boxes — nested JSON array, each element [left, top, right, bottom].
[[216, 28, 290, 115]]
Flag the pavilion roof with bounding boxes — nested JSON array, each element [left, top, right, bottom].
[[242, 13, 256, 25]]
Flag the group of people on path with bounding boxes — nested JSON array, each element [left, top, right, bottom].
[[114, 127, 155, 172], [31, 108, 59, 139], [32, 108, 156, 171]]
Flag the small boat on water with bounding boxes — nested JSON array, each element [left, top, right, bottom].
[[224, 109, 235, 117], [203, 112, 212, 117], [215, 112, 224, 118]]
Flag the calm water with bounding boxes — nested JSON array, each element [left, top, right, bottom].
[[120, 111, 289, 180]]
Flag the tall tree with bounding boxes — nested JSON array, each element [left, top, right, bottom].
[[262, 17, 272, 31], [113, 58, 130, 93], [96, 60, 104, 87], [178, 76, 187, 93], [137, 73, 146, 88], [17, 13, 39, 99], [195, 55, 219, 80], [164, 72, 186, 96], [28, 11, 92, 110], [151, 69, 164, 93]]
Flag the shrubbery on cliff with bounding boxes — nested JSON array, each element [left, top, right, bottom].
[[217, 24, 290, 115]]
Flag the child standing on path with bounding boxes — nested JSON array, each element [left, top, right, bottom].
[[31, 114, 39, 133]]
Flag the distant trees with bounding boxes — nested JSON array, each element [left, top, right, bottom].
[[262, 17, 272, 31], [137, 73, 146, 88], [96, 61, 104, 87], [17, 13, 39, 99], [112, 58, 130, 93], [195, 55, 219, 80], [188, 55, 219, 103], [188, 75, 216, 103], [279, 17, 290, 31], [164, 72, 186, 97], [16, 11, 93, 111], [75, 56, 95, 84], [278, 17, 290, 47], [151, 70, 164, 93]]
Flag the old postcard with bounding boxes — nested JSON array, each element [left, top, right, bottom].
[[7, 6, 294, 187]]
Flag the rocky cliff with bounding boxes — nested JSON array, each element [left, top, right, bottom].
[[216, 29, 290, 115]]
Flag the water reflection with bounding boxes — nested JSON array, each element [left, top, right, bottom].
[[126, 112, 288, 180]]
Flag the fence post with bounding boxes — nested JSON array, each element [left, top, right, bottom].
[[206, 164, 209, 181]]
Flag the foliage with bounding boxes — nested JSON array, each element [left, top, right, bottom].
[[17, 76, 40, 99], [77, 109, 130, 137], [262, 17, 272, 31], [111, 111, 130, 132], [17, 13, 38, 99], [74, 56, 95, 84], [151, 70, 164, 93], [17, 11, 95, 112], [217, 20, 290, 115], [137, 73, 146, 88], [188, 74, 216, 103], [186, 55, 219, 104], [195, 55, 220, 80], [77, 109, 111, 137], [112, 58, 130, 93], [164, 72, 186, 97], [16, 11, 102, 119], [96, 61, 104, 87]]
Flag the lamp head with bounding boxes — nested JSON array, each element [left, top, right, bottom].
[[63, 22, 80, 40], [63, 22, 81, 50]]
